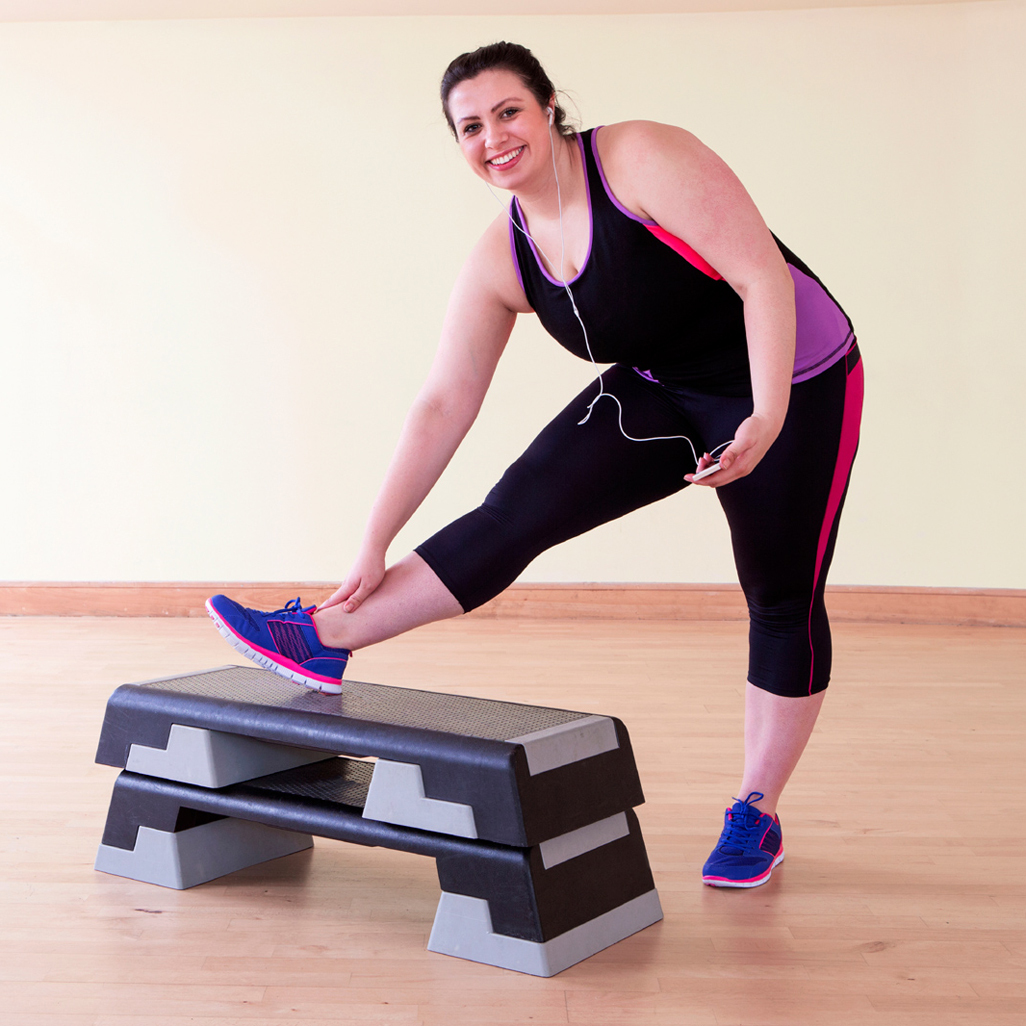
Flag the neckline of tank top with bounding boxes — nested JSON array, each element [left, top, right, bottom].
[[510, 130, 594, 288], [511, 124, 703, 287]]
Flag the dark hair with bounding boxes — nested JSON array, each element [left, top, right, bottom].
[[440, 41, 573, 139]]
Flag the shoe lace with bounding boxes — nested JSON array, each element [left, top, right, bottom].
[[272, 597, 316, 616], [720, 791, 767, 851]]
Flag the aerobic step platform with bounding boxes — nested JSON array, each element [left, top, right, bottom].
[[93, 665, 662, 976]]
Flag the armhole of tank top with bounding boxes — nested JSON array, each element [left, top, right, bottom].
[[507, 206, 528, 298], [589, 126, 723, 282], [589, 126, 651, 226]]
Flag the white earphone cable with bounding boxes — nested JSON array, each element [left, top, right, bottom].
[[486, 116, 734, 470]]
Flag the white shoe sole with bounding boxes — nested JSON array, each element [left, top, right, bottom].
[[703, 850, 785, 889]]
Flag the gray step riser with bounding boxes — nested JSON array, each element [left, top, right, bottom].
[[99, 771, 657, 946]]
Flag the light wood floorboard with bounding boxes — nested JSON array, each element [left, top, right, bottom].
[[1, 616, 1023, 1025]]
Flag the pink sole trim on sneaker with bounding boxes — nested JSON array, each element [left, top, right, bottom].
[[703, 850, 785, 889], [204, 600, 344, 695]]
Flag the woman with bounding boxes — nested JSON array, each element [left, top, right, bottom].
[[207, 42, 863, 889]]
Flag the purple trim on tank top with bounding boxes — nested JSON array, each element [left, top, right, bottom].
[[589, 126, 654, 224], [508, 214, 527, 295], [511, 134, 593, 287]]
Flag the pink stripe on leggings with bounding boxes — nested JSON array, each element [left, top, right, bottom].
[[807, 354, 864, 694]]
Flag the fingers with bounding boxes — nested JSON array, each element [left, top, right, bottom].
[[687, 443, 748, 487], [317, 584, 354, 611], [342, 580, 376, 614], [321, 554, 387, 615], [718, 445, 739, 472], [685, 456, 714, 483], [710, 445, 746, 484], [686, 415, 777, 487], [708, 428, 765, 484], [318, 582, 367, 615]]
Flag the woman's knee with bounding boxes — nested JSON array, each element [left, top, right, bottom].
[[746, 594, 832, 697], [415, 502, 553, 613]]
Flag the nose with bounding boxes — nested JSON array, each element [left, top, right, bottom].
[[483, 116, 508, 151]]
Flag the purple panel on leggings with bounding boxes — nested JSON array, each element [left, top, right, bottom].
[[791, 265, 853, 383]]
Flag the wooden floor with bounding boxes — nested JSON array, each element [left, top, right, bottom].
[[1, 615, 1024, 1026]]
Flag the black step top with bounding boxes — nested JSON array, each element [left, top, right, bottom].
[[95, 665, 644, 847]]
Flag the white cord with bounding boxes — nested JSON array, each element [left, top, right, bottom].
[[487, 121, 734, 471]]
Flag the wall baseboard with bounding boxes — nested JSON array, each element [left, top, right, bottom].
[[1, 582, 1023, 627]]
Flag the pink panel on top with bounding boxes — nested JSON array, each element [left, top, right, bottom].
[[645, 224, 722, 280], [590, 127, 721, 281]]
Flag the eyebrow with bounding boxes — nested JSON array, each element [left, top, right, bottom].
[[456, 96, 525, 124]]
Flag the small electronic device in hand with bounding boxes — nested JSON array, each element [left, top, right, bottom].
[[693, 461, 722, 481]]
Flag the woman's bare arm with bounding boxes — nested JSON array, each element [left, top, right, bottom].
[[322, 214, 528, 612]]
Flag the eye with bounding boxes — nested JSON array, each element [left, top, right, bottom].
[[461, 121, 481, 136], [500, 106, 521, 120]]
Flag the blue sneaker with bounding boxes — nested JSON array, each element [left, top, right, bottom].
[[702, 792, 784, 888], [205, 595, 350, 695]]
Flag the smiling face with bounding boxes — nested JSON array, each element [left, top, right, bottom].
[[446, 68, 554, 190]]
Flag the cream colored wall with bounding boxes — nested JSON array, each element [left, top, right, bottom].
[[1, 3, 1023, 587]]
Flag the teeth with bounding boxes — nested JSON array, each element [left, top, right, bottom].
[[490, 147, 523, 166]]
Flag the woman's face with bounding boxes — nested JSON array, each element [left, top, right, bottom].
[[447, 68, 552, 190]]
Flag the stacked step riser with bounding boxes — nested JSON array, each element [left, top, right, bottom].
[[94, 665, 662, 976]]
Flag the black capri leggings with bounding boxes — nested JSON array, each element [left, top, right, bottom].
[[417, 345, 863, 697]]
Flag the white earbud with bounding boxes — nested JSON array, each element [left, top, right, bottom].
[[546, 106, 554, 125]]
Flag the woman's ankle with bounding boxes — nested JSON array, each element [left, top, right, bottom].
[[312, 608, 351, 651]]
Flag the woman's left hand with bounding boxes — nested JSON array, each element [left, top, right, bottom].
[[684, 413, 781, 487]]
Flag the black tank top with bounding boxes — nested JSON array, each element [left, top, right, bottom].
[[509, 127, 853, 396]]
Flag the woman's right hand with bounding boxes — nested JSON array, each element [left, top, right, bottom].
[[318, 550, 387, 614]]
